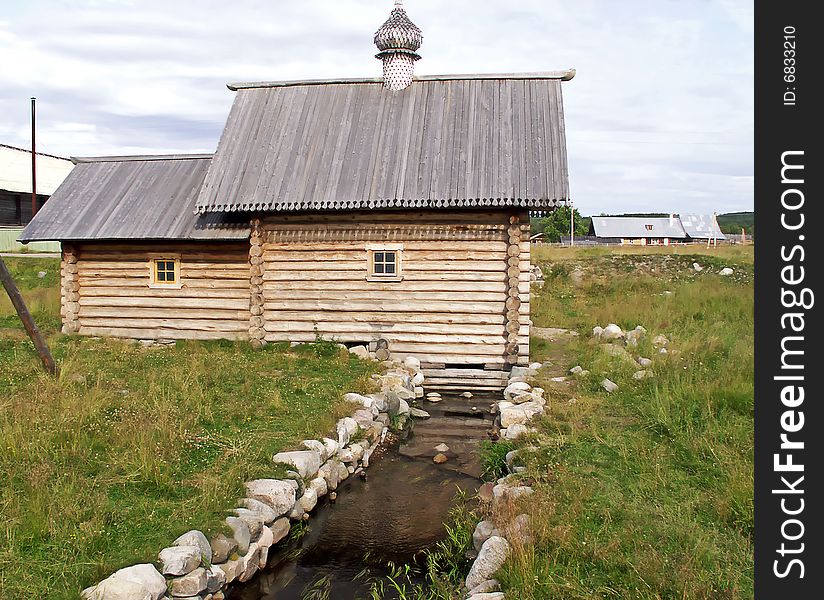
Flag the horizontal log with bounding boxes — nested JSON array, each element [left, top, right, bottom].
[[259, 321, 523, 336], [261, 249, 507, 262], [262, 240, 508, 252], [79, 317, 248, 332], [262, 270, 506, 282], [265, 280, 512, 293], [261, 330, 507, 345], [262, 290, 505, 302], [260, 310, 505, 325], [262, 299, 505, 314], [80, 296, 250, 310], [263, 210, 510, 225], [77, 326, 247, 341], [261, 260, 506, 273], [421, 368, 508, 380], [80, 285, 249, 297], [78, 306, 248, 321]]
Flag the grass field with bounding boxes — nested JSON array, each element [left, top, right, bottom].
[[495, 244, 754, 599], [0, 257, 380, 598]]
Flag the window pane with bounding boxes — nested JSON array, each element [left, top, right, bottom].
[[167, 271, 176, 282], [385, 252, 395, 263], [385, 263, 395, 274], [374, 252, 384, 263], [157, 271, 166, 281], [374, 263, 384, 273]]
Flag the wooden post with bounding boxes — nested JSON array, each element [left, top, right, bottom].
[[0, 256, 59, 376], [248, 218, 266, 349]]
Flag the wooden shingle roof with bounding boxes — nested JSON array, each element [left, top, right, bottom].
[[196, 72, 573, 214]]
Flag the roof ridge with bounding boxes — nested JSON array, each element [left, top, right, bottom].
[[72, 153, 213, 164], [228, 70, 576, 90]]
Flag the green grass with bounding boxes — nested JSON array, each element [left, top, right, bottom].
[[494, 246, 753, 599], [0, 257, 380, 598]]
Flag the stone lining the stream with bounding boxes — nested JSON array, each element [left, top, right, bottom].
[[80, 357, 427, 600]]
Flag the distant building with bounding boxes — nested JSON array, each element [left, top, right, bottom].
[[588, 214, 726, 245], [1, 143, 73, 251]]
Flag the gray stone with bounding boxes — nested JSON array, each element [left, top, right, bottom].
[[504, 423, 529, 440], [601, 343, 636, 365], [569, 365, 584, 375], [270, 517, 291, 545], [214, 560, 240, 585], [503, 381, 531, 401], [37, 270, 48, 278], [240, 498, 278, 524], [245, 479, 297, 517], [159, 545, 201, 576], [625, 325, 647, 347], [592, 325, 604, 340], [467, 593, 505, 600], [204, 566, 227, 594], [168, 567, 207, 597], [398, 398, 411, 415], [409, 407, 430, 419], [637, 357, 653, 368], [403, 356, 421, 372], [348, 345, 370, 359], [601, 378, 618, 393], [108, 564, 166, 600], [309, 476, 328, 498], [210, 533, 238, 564], [652, 334, 669, 347], [318, 459, 341, 491], [492, 483, 534, 509], [509, 513, 534, 546], [719, 267, 734, 276], [237, 544, 262, 583], [297, 488, 318, 513], [414, 386, 424, 398], [322, 437, 339, 457], [231, 509, 264, 540], [500, 401, 544, 427], [465, 536, 511, 591], [173, 530, 212, 564], [472, 520, 500, 552], [272, 450, 322, 478], [224, 517, 251, 555], [351, 408, 376, 429], [343, 392, 371, 406], [633, 370, 652, 380]]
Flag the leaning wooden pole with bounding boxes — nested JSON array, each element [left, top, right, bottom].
[[0, 257, 59, 376]]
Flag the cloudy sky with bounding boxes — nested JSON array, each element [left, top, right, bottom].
[[0, 0, 753, 216]]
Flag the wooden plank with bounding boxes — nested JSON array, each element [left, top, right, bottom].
[[78, 326, 247, 341], [261, 299, 505, 313], [79, 317, 248, 332], [267, 280, 509, 293], [78, 306, 247, 321], [262, 240, 508, 252], [260, 289, 505, 302], [80, 296, 250, 310], [257, 321, 520, 336], [261, 270, 506, 282], [79, 278, 249, 290], [261, 330, 506, 345], [259, 310, 505, 325]]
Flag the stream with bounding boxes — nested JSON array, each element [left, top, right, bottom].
[[230, 393, 495, 599]]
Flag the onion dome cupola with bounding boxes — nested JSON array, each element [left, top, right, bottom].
[[374, 1, 423, 91]]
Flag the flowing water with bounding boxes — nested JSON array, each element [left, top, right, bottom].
[[231, 393, 495, 600]]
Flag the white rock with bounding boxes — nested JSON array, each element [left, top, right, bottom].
[[504, 424, 530, 440], [245, 479, 297, 517], [336, 417, 359, 447], [158, 545, 201, 576], [637, 357, 653, 368], [309, 476, 328, 498], [168, 567, 207, 597], [82, 579, 153, 600], [569, 365, 584, 375], [351, 408, 376, 429], [231, 509, 264, 539], [398, 398, 411, 415], [414, 386, 424, 398], [633, 370, 652, 380], [240, 498, 278, 524], [256, 520, 275, 551], [492, 483, 534, 505], [173, 530, 212, 564], [693, 262, 703, 272], [272, 450, 322, 478], [601, 323, 625, 340], [500, 401, 544, 427], [509, 366, 536, 379], [592, 326, 604, 340], [402, 356, 421, 372], [343, 392, 372, 406], [302, 439, 329, 461], [465, 536, 511, 591], [410, 407, 430, 419], [298, 488, 318, 512], [601, 378, 618, 393], [108, 564, 166, 600], [205, 564, 227, 593], [659, 347, 669, 354], [472, 520, 500, 553], [652, 334, 669, 347], [719, 267, 734, 276], [348, 345, 370, 359], [270, 517, 291, 545], [503, 381, 531, 401], [529, 362, 543, 370], [434, 443, 450, 453], [411, 371, 425, 386], [322, 438, 339, 457], [467, 579, 501, 596], [461, 391, 474, 398], [467, 593, 505, 600]]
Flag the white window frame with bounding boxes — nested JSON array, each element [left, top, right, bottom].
[[365, 243, 403, 282]]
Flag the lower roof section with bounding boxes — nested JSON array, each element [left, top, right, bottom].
[[19, 155, 250, 242]]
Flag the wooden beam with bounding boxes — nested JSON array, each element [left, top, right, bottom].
[[0, 257, 59, 376]]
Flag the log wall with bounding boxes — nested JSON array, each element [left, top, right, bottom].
[[65, 242, 251, 340], [261, 210, 530, 387]]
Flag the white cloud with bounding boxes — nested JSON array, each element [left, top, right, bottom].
[[0, 0, 753, 215]]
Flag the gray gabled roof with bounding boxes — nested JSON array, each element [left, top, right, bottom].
[[19, 155, 250, 242], [590, 216, 688, 239], [196, 73, 572, 214], [679, 214, 726, 240]]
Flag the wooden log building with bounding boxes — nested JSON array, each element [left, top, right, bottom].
[[19, 3, 574, 389]]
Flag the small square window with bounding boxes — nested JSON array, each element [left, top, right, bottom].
[[368, 248, 402, 281], [151, 258, 180, 286]]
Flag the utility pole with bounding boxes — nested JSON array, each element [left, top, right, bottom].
[[31, 97, 37, 219], [570, 200, 574, 247]]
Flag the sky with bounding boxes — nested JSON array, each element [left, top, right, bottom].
[[0, 0, 754, 216]]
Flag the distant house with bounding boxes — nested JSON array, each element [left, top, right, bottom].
[[19, 3, 575, 389], [1, 143, 73, 251], [589, 214, 726, 245], [589, 216, 688, 246]]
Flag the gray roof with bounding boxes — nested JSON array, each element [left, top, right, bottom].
[[591, 216, 688, 239], [196, 73, 572, 214], [679, 214, 726, 240], [19, 155, 250, 242]]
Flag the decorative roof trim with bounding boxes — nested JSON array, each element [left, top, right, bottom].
[[71, 153, 213, 165], [227, 70, 576, 91], [198, 197, 565, 214]]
